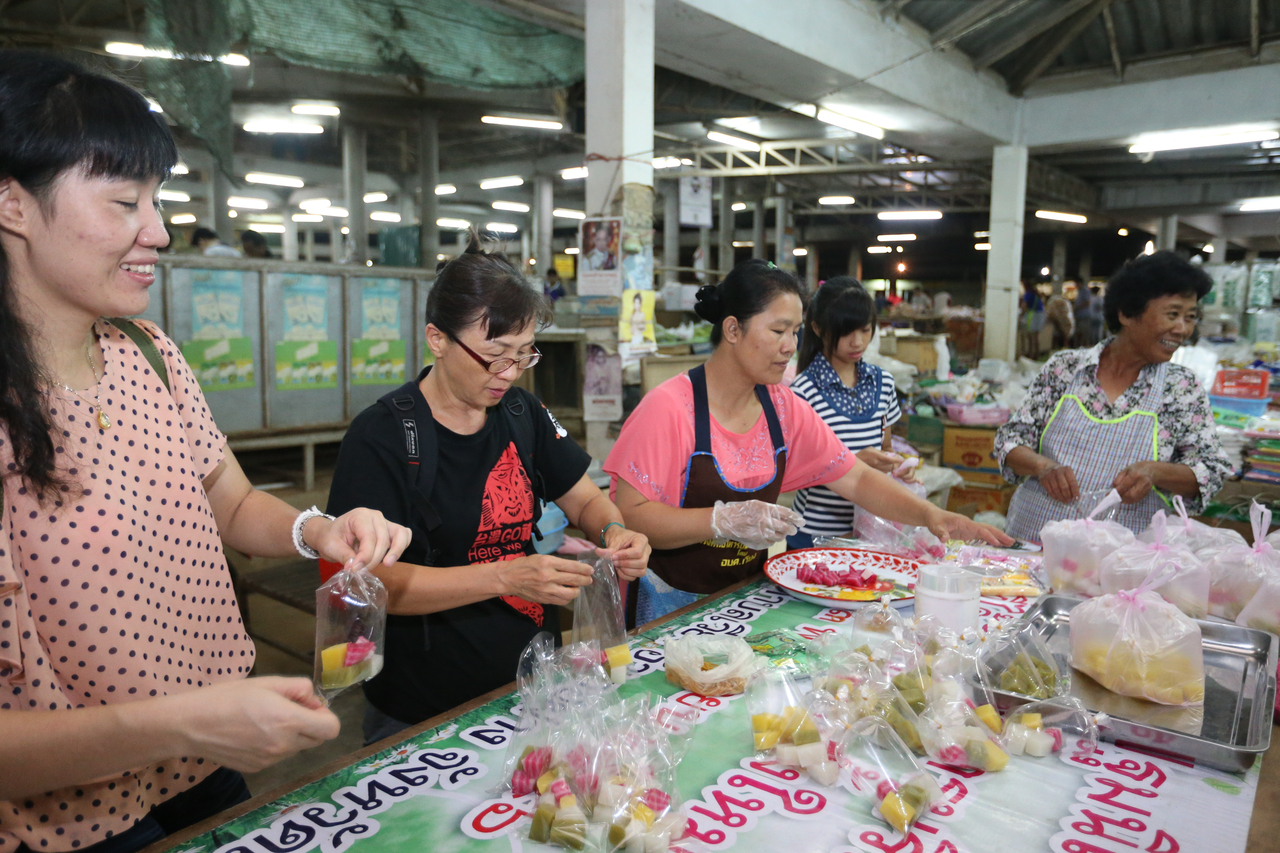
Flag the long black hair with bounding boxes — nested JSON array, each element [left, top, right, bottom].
[[427, 230, 551, 339], [796, 276, 877, 371], [0, 51, 177, 503], [694, 259, 806, 345]]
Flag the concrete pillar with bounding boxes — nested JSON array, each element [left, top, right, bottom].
[[775, 194, 791, 270], [983, 145, 1029, 361], [584, 0, 654, 460], [534, 175, 554, 279], [1051, 234, 1067, 292], [343, 124, 368, 265], [211, 170, 233, 246], [418, 113, 440, 269], [847, 245, 862, 280], [304, 227, 316, 262], [282, 213, 299, 261], [1156, 214, 1178, 252], [717, 178, 733, 279], [663, 181, 679, 284], [1211, 237, 1228, 259], [752, 197, 766, 260], [520, 232, 532, 270], [329, 220, 345, 262], [805, 245, 820, 291]]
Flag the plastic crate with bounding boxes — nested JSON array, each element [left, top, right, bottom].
[[1212, 368, 1271, 399], [1209, 394, 1269, 417]]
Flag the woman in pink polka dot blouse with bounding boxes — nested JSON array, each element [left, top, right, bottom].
[[0, 53, 412, 853]]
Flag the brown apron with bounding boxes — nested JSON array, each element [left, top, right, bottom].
[[647, 364, 788, 595]]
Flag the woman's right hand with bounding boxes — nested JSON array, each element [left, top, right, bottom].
[[1037, 462, 1080, 503], [165, 677, 341, 773], [710, 499, 803, 551], [495, 555, 594, 605], [855, 447, 905, 474]]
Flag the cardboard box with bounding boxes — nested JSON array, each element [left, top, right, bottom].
[[942, 424, 1000, 472], [893, 336, 939, 376], [953, 468, 1006, 488], [947, 483, 1017, 516]]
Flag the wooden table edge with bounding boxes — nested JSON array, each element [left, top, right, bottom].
[[142, 573, 766, 853]]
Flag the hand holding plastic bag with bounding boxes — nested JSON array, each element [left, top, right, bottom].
[[571, 553, 631, 684], [710, 499, 802, 550], [313, 561, 386, 702]]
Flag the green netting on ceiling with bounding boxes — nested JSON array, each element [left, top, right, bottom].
[[228, 0, 584, 89]]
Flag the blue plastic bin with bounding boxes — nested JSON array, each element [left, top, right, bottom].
[[1208, 394, 1269, 417]]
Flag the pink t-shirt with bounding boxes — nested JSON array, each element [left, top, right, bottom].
[[605, 373, 856, 506], [0, 319, 253, 853]]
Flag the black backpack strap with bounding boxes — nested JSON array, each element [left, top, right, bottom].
[[108, 318, 170, 393], [377, 381, 442, 557], [503, 391, 546, 543]]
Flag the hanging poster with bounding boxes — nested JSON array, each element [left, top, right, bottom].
[[679, 175, 713, 228], [693, 242, 708, 282], [181, 337, 254, 391], [622, 243, 654, 291], [351, 339, 406, 385], [275, 340, 338, 389], [190, 270, 245, 339], [583, 344, 622, 422], [577, 218, 622, 296], [281, 275, 330, 341], [358, 278, 402, 339], [620, 288, 657, 350], [553, 254, 576, 281]]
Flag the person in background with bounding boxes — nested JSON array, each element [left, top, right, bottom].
[[788, 278, 905, 549], [0, 51, 410, 853], [543, 266, 565, 302], [240, 228, 272, 259], [1045, 288, 1075, 351], [997, 251, 1232, 539], [190, 225, 239, 258], [1018, 279, 1045, 359]]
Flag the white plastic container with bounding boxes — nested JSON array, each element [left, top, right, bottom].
[[913, 565, 982, 634]]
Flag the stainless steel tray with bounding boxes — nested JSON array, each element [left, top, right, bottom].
[[987, 594, 1277, 773]]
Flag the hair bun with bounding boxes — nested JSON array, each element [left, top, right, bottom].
[[694, 283, 722, 323]]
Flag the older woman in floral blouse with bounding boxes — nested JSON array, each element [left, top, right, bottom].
[[995, 251, 1232, 541]]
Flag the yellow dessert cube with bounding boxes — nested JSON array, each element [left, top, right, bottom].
[[880, 792, 915, 835], [982, 740, 1009, 772], [536, 768, 559, 794], [631, 802, 656, 829], [754, 729, 781, 751], [752, 712, 783, 733], [1020, 713, 1042, 730], [605, 644, 633, 671], [559, 794, 577, 810], [321, 643, 347, 672], [792, 717, 821, 746], [973, 704, 1002, 734]]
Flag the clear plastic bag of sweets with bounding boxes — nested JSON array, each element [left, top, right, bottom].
[[836, 716, 942, 837], [1040, 490, 1134, 597], [1101, 511, 1209, 619], [313, 562, 387, 702], [571, 553, 632, 684], [1069, 566, 1205, 706], [746, 668, 816, 762], [1208, 502, 1280, 620], [663, 635, 757, 696], [1150, 495, 1246, 557], [999, 696, 1102, 760]]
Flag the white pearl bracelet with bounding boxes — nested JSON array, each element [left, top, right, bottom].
[[292, 506, 334, 560]]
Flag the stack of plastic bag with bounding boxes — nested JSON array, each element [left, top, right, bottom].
[[1208, 502, 1280, 620], [571, 553, 632, 684], [1070, 566, 1205, 706], [1041, 490, 1135, 597], [836, 716, 942, 837], [313, 562, 387, 702], [1101, 511, 1209, 618]]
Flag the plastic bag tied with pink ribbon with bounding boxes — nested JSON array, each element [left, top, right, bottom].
[[1101, 510, 1209, 618], [1040, 490, 1134, 597]]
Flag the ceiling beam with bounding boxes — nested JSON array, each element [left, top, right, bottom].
[[929, 0, 1035, 47], [972, 0, 1099, 70], [1251, 0, 1261, 58], [1010, 0, 1111, 96], [880, 0, 915, 19], [1102, 5, 1123, 79]]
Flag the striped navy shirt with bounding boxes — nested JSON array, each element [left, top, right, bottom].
[[791, 354, 902, 536]]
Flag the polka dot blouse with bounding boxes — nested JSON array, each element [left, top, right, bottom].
[[0, 319, 255, 852]]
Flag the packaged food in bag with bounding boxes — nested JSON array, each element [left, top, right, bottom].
[[925, 646, 1002, 736], [313, 562, 387, 701], [1070, 566, 1205, 705], [873, 639, 932, 716], [1234, 568, 1280, 635], [1149, 495, 1246, 556], [796, 689, 852, 786], [1101, 512, 1209, 619], [1041, 490, 1134, 597], [1208, 502, 1280, 620], [663, 635, 758, 696], [600, 697, 690, 853], [918, 697, 1009, 772], [836, 716, 942, 836], [986, 623, 1066, 700], [571, 553, 631, 684], [745, 668, 815, 763], [853, 506, 946, 561], [1000, 696, 1103, 759], [850, 596, 914, 654], [912, 614, 961, 663]]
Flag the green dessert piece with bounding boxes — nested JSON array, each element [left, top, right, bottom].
[[999, 652, 1057, 699], [529, 804, 555, 844], [549, 809, 587, 850]]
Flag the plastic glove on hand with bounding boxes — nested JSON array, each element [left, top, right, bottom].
[[710, 499, 803, 551]]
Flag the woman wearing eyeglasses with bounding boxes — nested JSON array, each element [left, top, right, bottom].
[[328, 234, 650, 743]]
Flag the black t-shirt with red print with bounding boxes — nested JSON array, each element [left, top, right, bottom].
[[327, 380, 590, 725]]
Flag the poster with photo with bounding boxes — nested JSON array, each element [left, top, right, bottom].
[[577, 218, 622, 296], [679, 175, 712, 227], [189, 270, 245, 340], [619, 288, 657, 351], [583, 344, 622, 422]]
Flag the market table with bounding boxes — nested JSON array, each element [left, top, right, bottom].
[[147, 578, 1263, 853]]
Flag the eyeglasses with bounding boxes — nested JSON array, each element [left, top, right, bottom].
[[447, 332, 541, 374]]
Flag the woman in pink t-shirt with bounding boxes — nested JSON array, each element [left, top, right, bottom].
[[605, 261, 1009, 622], [0, 54, 411, 853]]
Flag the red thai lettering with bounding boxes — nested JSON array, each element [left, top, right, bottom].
[[745, 759, 802, 782], [468, 801, 528, 834], [688, 788, 765, 828], [814, 608, 852, 623], [1085, 777, 1157, 816], [1103, 759, 1168, 789], [1062, 842, 1118, 853], [727, 773, 826, 815], [681, 815, 728, 846], [675, 692, 721, 711], [794, 624, 837, 640], [1145, 830, 1179, 853], [926, 760, 984, 779], [857, 829, 925, 853], [1070, 807, 1145, 847]]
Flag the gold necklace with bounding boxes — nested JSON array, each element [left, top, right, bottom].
[[59, 336, 111, 430]]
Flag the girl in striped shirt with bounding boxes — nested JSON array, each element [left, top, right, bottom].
[[789, 278, 906, 547]]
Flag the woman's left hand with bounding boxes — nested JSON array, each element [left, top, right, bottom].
[[304, 509, 413, 569], [599, 527, 651, 584], [1112, 462, 1156, 504], [923, 506, 1014, 547]]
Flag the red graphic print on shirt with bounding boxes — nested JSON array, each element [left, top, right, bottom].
[[469, 442, 543, 625]]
